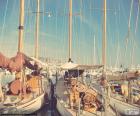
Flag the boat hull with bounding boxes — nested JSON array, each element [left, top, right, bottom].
[[110, 97, 140, 116], [56, 98, 73, 116], [56, 98, 97, 116], [2, 93, 45, 114]]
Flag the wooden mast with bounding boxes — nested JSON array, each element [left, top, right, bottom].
[[68, 0, 72, 62], [35, 0, 42, 94], [68, 0, 73, 109], [102, 0, 108, 116], [18, 0, 24, 52], [102, 0, 107, 70], [18, 0, 25, 99], [35, 0, 40, 59]]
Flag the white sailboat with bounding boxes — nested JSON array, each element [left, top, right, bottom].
[[106, 0, 140, 115], [55, 0, 111, 116], [108, 72, 140, 116], [56, 65, 105, 116], [0, 0, 50, 114]]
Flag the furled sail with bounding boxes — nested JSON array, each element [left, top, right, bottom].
[[0, 52, 38, 72], [0, 52, 10, 68]]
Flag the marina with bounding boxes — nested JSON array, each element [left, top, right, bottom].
[[0, 0, 140, 116]]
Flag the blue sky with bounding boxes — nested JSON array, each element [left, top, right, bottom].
[[0, 0, 140, 67]]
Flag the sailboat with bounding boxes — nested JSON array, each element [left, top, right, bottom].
[[55, 0, 109, 116], [108, 70, 140, 116], [102, 0, 140, 115], [108, 72, 140, 115], [56, 65, 105, 116], [0, 0, 50, 114]]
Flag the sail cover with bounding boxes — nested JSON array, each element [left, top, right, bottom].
[[0, 52, 37, 72], [0, 52, 10, 68]]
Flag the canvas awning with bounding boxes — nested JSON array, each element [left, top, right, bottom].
[[60, 61, 103, 70], [75, 65, 103, 70], [60, 62, 78, 70]]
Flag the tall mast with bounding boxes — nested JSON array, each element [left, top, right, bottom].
[[35, 0, 40, 59], [103, 1, 108, 116], [18, 0, 25, 99], [35, 0, 42, 95], [18, 0, 24, 52], [102, 0, 107, 70], [131, 0, 138, 67], [68, 0, 72, 62]]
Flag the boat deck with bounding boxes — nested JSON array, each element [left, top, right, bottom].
[[55, 77, 116, 116], [55, 77, 69, 106]]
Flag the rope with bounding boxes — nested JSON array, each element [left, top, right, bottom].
[[78, 0, 82, 64], [7, 0, 17, 56], [74, 15, 79, 63], [42, 0, 45, 25], [135, 0, 140, 35], [128, 0, 133, 29], [124, 0, 133, 67], [0, 0, 9, 48], [89, 0, 95, 65], [115, 39, 120, 69], [115, 4, 120, 69], [131, 0, 140, 67], [61, 0, 67, 61]]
